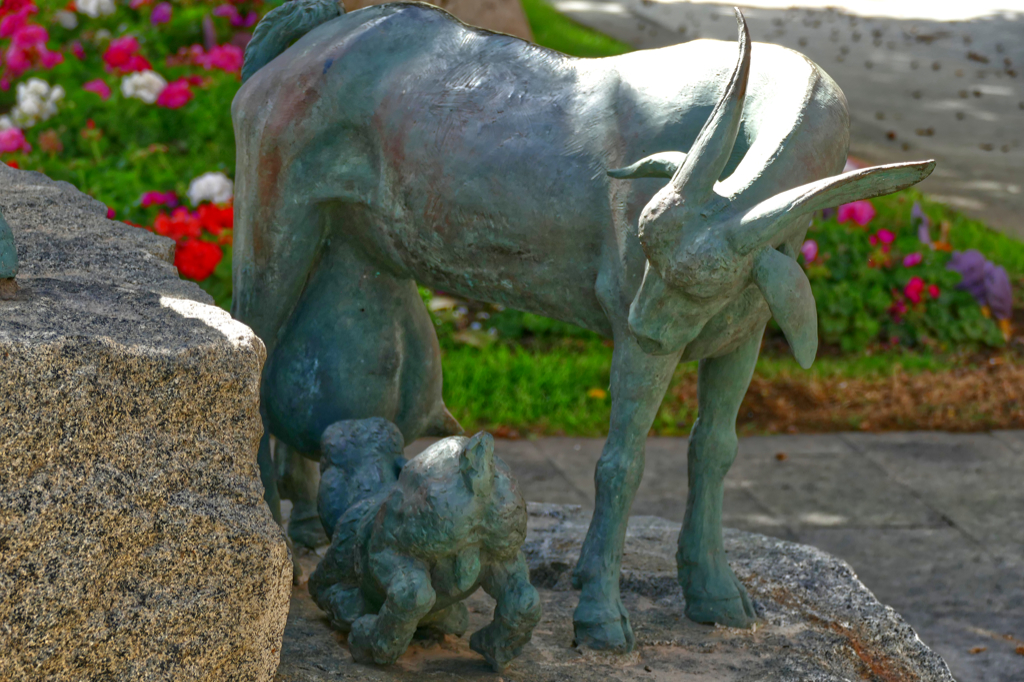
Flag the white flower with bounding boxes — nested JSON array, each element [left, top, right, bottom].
[[94, 28, 111, 42], [55, 10, 78, 30], [121, 70, 167, 104], [0, 116, 13, 130], [77, 0, 117, 19], [10, 78, 64, 128], [188, 172, 234, 205]]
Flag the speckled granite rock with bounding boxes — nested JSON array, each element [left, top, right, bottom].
[[343, 0, 533, 41], [275, 503, 955, 681], [0, 166, 292, 682]]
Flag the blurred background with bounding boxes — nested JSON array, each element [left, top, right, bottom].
[[2, 0, 1022, 438]]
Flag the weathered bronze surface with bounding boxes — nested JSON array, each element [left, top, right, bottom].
[[309, 419, 539, 670], [232, 0, 933, 653]]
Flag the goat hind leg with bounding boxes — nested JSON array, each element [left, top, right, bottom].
[[677, 328, 763, 628]]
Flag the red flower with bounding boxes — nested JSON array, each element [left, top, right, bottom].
[[904, 277, 926, 304], [102, 36, 150, 74], [153, 206, 201, 241], [155, 78, 192, 109], [197, 202, 233, 233], [928, 284, 940, 299], [174, 239, 222, 281], [69, 40, 85, 61], [888, 298, 907, 322]]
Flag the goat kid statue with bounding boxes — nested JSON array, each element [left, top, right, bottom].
[[232, 0, 934, 653]]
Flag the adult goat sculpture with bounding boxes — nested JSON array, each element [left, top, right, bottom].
[[232, 0, 934, 653]]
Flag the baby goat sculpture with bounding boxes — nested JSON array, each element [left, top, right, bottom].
[[232, 0, 934, 653]]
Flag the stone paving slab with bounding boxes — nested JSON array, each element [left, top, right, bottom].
[[553, 0, 1024, 238], [475, 431, 1024, 682]]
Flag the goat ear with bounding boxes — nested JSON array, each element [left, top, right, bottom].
[[460, 431, 495, 494], [608, 152, 687, 180], [753, 247, 817, 369]]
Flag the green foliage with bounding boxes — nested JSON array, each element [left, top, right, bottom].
[[520, 0, 632, 58]]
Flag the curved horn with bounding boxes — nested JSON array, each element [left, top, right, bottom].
[[669, 8, 751, 199], [728, 160, 936, 255]]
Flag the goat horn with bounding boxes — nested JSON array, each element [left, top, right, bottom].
[[729, 160, 936, 255], [669, 8, 751, 199]]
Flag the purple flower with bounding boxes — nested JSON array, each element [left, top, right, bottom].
[[151, 2, 172, 25], [903, 252, 923, 267], [911, 202, 931, 245], [947, 250, 989, 305], [986, 264, 1013, 320], [948, 250, 1014, 318], [800, 239, 818, 263]]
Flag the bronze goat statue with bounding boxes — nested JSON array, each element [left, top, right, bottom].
[[232, 0, 933, 653]]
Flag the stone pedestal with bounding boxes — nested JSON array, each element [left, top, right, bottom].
[[277, 503, 955, 681], [0, 166, 291, 681], [343, 0, 534, 42]]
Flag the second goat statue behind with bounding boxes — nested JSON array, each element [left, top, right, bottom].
[[308, 418, 540, 671]]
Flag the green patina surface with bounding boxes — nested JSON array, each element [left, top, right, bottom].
[[309, 419, 539, 671], [232, 0, 935, 655]]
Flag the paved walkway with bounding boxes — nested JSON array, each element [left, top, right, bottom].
[[472, 431, 1024, 682], [553, 0, 1024, 239]]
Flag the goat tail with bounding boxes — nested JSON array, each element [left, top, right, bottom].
[[241, 0, 345, 84]]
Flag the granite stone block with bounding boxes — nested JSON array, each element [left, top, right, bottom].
[[0, 166, 291, 682]]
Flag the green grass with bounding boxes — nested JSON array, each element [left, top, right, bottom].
[[439, 339, 988, 435], [521, 0, 633, 57]]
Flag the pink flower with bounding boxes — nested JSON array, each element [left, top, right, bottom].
[[800, 239, 818, 263], [838, 200, 876, 227], [155, 79, 193, 109], [213, 4, 239, 20], [869, 234, 879, 246], [151, 2, 172, 25], [141, 190, 179, 208], [0, 128, 31, 154], [0, 7, 35, 40], [106, 207, 116, 219], [928, 284, 940, 299], [70, 40, 86, 61], [877, 229, 895, 244], [902, 252, 923, 267], [40, 49, 63, 69], [12, 24, 46, 47], [83, 79, 112, 100], [130, 0, 151, 9], [199, 44, 243, 72], [904, 276, 926, 304]]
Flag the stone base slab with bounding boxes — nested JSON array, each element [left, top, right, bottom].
[[276, 503, 954, 681]]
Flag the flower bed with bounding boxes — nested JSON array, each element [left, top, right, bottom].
[[0, 0, 254, 307]]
